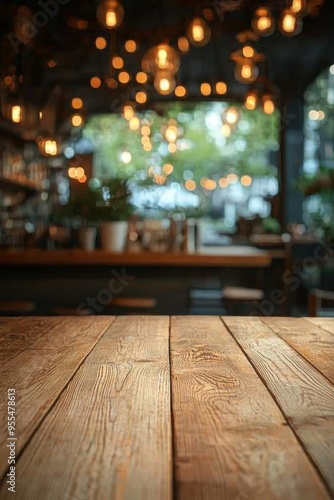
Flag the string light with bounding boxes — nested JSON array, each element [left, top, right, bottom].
[[185, 180, 196, 191], [175, 85, 187, 98], [135, 91, 147, 104], [279, 9, 303, 36], [71, 114, 84, 127], [90, 76, 102, 88], [252, 8, 275, 36], [262, 94, 275, 114], [136, 71, 148, 84], [95, 37, 107, 49], [291, 0, 306, 14], [219, 178, 229, 188], [11, 105, 22, 123], [129, 116, 140, 130], [163, 164, 174, 175], [71, 97, 83, 109], [223, 107, 241, 126], [244, 91, 258, 110], [227, 173, 238, 184], [241, 175, 252, 187], [154, 71, 176, 95], [216, 82, 227, 95], [178, 37, 190, 53], [118, 71, 130, 84], [125, 40, 137, 53], [112, 56, 124, 69], [200, 83, 211, 96]]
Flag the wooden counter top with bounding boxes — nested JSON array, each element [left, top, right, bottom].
[[0, 246, 272, 267], [0, 316, 333, 499]]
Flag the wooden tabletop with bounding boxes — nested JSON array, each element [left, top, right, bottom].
[[0, 316, 333, 499], [0, 246, 272, 268]]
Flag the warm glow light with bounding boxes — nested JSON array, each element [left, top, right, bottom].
[[245, 92, 258, 110], [112, 56, 124, 69], [97, 0, 124, 29], [175, 85, 187, 98], [142, 44, 180, 76], [4, 75, 13, 86], [279, 9, 302, 36], [216, 82, 227, 95], [187, 18, 211, 47], [79, 175, 87, 184], [227, 173, 238, 184], [241, 64, 252, 79], [141, 136, 150, 145], [308, 109, 319, 120], [241, 175, 252, 187], [165, 126, 178, 143], [178, 37, 190, 53], [219, 177, 229, 188], [291, 0, 306, 14], [141, 125, 151, 136], [205, 179, 217, 191], [125, 40, 137, 53], [71, 114, 83, 127], [154, 71, 176, 95], [143, 142, 152, 152], [200, 83, 211, 96], [123, 105, 134, 121], [48, 59, 57, 68], [163, 163, 174, 175], [72, 97, 83, 109], [242, 45, 255, 58], [168, 143, 177, 153], [95, 37, 107, 50], [135, 91, 148, 104], [221, 124, 231, 137], [11, 105, 22, 123], [136, 71, 148, 84], [76, 167, 85, 178], [68, 167, 76, 179], [185, 180, 196, 191], [263, 95, 275, 114], [44, 140, 58, 156], [118, 71, 130, 84], [235, 62, 259, 83], [252, 8, 275, 36], [129, 116, 140, 130], [224, 107, 241, 126], [90, 76, 102, 88], [154, 174, 166, 185]]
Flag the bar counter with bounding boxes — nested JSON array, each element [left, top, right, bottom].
[[0, 246, 272, 267], [0, 316, 333, 499]]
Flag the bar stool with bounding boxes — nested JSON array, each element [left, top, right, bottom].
[[0, 300, 35, 316]]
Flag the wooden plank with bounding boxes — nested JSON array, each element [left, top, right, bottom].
[[307, 318, 334, 335], [0, 317, 62, 365], [262, 317, 334, 384], [171, 316, 329, 500], [223, 316, 334, 496], [0, 247, 272, 268], [0, 316, 172, 500], [0, 316, 113, 480]]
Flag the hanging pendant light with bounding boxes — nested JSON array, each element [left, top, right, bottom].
[[290, 0, 307, 15], [262, 94, 276, 114], [231, 44, 264, 84], [187, 17, 211, 47], [223, 107, 241, 126], [142, 44, 180, 76], [252, 7, 275, 37], [244, 91, 259, 110], [154, 71, 176, 96], [37, 137, 59, 157], [10, 104, 23, 124], [279, 9, 303, 36], [96, 0, 124, 29]]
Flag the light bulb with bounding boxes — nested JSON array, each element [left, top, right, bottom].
[[263, 95, 275, 114], [154, 71, 176, 95], [216, 82, 227, 95], [178, 37, 190, 53], [291, 0, 306, 14], [252, 8, 275, 36], [235, 62, 259, 83], [279, 9, 303, 36], [187, 18, 211, 47], [11, 105, 22, 123], [142, 44, 180, 76], [175, 85, 187, 98], [245, 92, 258, 110], [242, 45, 255, 58], [71, 114, 83, 127], [40, 138, 58, 156], [200, 83, 211, 96], [97, 0, 124, 29]]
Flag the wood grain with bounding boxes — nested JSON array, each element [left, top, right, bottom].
[[307, 318, 334, 335], [0, 317, 61, 365], [262, 317, 334, 384], [1, 316, 172, 500], [0, 247, 272, 268], [171, 316, 329, 499], [0, 316, 113, 480], [223, 316, 334, 496]]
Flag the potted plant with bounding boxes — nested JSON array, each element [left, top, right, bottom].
[[98, 178, 133, 252], [56, 189, 100, 251]]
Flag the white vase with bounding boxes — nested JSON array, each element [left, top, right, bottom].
[[100, 221, 128, 252], [77, 228, 97, 251]]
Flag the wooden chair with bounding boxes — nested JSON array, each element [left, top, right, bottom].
[[0, 300, 35, 316], [308, 289, 334, 317]]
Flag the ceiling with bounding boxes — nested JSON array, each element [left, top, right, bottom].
[[1, 0, 334, 124]]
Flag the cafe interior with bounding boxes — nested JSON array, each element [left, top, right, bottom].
[[0, 0, 334, 318], [1, 2, 334, 500]]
